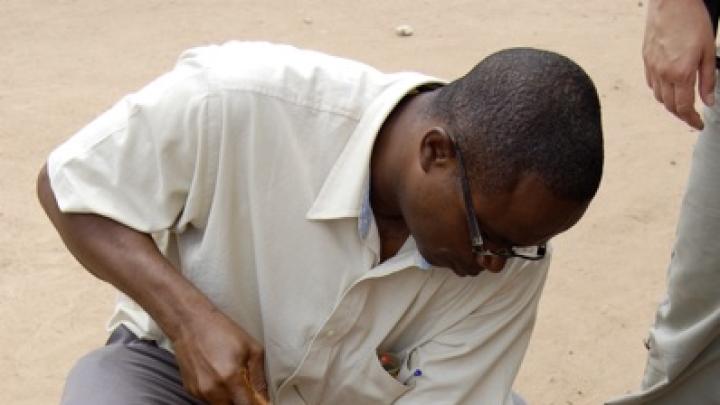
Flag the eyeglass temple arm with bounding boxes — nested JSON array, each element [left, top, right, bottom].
[[452, 138, 484, 248]]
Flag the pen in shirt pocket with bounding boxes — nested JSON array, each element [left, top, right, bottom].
[[378, 352, 401, 377], [402, 367, 423, 385], [378, 351, 423, 385]]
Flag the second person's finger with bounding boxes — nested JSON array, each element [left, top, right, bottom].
[[660, 82, 677, 114], [674, 82, 704, 130]]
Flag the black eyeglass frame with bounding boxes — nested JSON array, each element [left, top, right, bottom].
[[447, 133, 547, 261]]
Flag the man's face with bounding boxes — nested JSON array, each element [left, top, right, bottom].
[[402, 172, 589, 277]]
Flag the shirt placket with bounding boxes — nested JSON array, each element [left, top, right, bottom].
[[275, 278, 369, 403]]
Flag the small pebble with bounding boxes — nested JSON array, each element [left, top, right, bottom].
[[395, 24, 414, 37], [638, 1, 643, 7], [303, 17, 313, 24], [670, 160, 677, 166]]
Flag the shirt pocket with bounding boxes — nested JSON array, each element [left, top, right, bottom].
[[353, 351, 413, 404], [291, 350, 413, 404]]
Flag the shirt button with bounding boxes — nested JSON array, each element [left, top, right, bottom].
[[326, 329, 336, 337]]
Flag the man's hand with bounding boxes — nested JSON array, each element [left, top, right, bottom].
[[36, 165, 270, 405], [643, 0, 716, 129], [173, 309, 271, 405]]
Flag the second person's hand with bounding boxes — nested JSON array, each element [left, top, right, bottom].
[[643, 0, 716, 130]]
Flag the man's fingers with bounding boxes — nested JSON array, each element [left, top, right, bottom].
[[698, 46, 716, 107], [227, 367, 267, 405], [660, 82, 677, 114], [196, 372, 234, 405], [227, 369, 254, 405], [652, 77, 664, 104], [643, 59, 653, 89], [652, 78, 704, 130], [674, 82, 704, 130], [247, 349, 270, 401], [680, 108, 704, 130], [688, 111, 704, 130]]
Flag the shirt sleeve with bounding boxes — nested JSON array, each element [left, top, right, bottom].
[[394, 257, 550, 405], [47, 49, 215, 233]]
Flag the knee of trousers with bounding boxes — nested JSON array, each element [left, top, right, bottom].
[[60, 339, 199, 405]]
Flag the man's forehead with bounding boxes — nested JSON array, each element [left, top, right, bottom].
[[474, 176, 589, 245]]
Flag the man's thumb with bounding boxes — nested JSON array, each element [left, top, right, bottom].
[[699, 46, 716, 106]]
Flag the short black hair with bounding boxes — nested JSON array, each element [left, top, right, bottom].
[[429, 47, 603, 202]]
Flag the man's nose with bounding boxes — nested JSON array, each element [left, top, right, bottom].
[[477, 254, 507, 273]]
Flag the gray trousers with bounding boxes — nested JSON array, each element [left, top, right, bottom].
[[607, 87, 720, 404], [60, 325, 205, 405]]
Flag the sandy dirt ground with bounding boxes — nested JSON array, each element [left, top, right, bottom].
[[0, 1, 702, 404]]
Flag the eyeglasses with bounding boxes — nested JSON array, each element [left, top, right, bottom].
[[448, 133, 547, 261]]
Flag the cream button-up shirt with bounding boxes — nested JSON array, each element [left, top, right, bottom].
[[48, 41, 550, 404]]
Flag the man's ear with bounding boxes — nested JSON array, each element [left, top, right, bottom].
[[419, 127, 455, 173]]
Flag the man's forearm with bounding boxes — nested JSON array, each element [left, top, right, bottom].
[[36, 164, 215, 341], [38, 164, 272, 404]]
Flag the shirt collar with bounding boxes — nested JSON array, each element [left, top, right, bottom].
[[305, 74, 443, 221]]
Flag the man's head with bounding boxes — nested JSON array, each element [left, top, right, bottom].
[[397, 48, 603, 276]]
